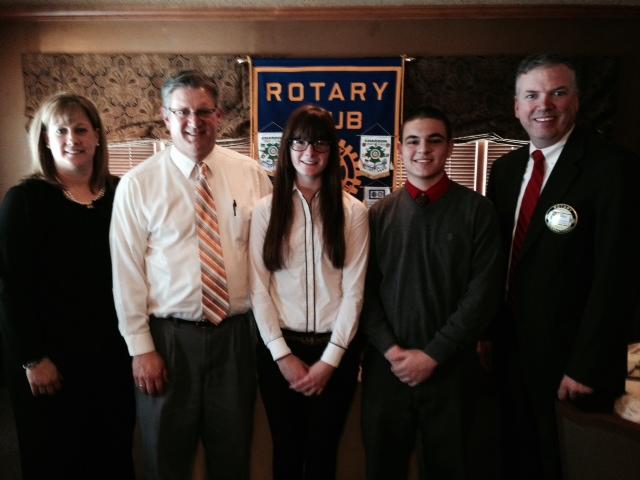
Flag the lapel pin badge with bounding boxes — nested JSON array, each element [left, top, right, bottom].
[[545, 203, 578, 234]]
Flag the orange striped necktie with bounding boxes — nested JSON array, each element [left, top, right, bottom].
[[195, 161, 230, 324]]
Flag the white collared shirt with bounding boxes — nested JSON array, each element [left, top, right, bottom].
[[249, 188, 369, 367], [511, 127, 574, 238], [110, 145, 272, 356]]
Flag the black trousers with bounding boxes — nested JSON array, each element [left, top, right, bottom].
[[362, 346, 493, 480], [496, 342, 616, 480], [4, 344, 135, 480], [256, 333, 361, 480], [498, 374, 561, 480]]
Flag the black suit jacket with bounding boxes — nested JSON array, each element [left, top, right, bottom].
[[487, 128, 635, 405]]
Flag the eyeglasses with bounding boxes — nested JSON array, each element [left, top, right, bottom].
[[289, 139, 332, 153], [166, 107, 217, 119]]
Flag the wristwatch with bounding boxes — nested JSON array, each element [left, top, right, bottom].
[[22, 358, 42, 370]]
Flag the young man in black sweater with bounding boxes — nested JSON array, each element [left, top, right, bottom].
[[361, 106, 503, 480]]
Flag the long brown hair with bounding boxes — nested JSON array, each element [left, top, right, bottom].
[[263, 104, 345, 271]]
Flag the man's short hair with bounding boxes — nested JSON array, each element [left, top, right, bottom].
[[515, 54, 579, 94], [402, 105, 452, 141], [161, 70, 219, 107]]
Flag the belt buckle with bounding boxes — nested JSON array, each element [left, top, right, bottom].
[[301, 335, 315, 346], [194, 319, 213, 328]]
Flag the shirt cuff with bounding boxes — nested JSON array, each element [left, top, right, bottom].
[[267, 337, 292, 361], [424, 340, 453, 365], [125, 331, 156, 357], [321, 342, 346, 368]]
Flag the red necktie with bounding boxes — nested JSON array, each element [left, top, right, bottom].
[[508, 149, 545, 286], [195, 162, 230, 324]]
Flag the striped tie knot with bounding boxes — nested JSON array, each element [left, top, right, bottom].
[[197, 161, 209, 181]]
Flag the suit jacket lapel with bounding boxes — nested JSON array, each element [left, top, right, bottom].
[[520, 130, 584, 258]]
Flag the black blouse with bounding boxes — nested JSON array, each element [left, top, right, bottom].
[[0, 176, 124, 366]]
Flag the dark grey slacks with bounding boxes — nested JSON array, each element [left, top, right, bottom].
[[362, 347, 480, 480], [137, 314, 257, 480]]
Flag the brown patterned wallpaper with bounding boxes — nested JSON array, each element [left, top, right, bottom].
[[23, 54, 617, 144], [22, 53, 249, 142]]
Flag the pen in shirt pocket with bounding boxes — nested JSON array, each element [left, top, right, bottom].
[[233, 199, 237, 216]]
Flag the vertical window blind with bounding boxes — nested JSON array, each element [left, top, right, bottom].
[[107, 138, 251, 177], [108, 135, 524, 196], [392, 135, 526, 195]]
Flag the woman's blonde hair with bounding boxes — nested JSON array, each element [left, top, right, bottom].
[[28, 92, 109, 191]]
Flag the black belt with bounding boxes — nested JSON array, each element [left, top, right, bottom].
[[151, 315, 216, 328], [282, 329, 332, 347]]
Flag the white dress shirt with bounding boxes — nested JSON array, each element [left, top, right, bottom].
[[249, 188, 369, 368], [111, 145, 272, 356]]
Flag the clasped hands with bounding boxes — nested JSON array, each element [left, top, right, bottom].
[[277, 354, 335, 397], [384, 345, 438, 387]]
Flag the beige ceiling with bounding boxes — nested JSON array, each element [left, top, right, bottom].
[[1, 0, 639, 7]]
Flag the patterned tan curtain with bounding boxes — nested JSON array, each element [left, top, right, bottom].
[[23, 54, 617, 144], [22, 54, 249, 142]]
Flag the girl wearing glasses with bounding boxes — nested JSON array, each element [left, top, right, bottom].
[[249, 104, 369, 480]]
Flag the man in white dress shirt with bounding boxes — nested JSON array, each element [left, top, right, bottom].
[[110, 70, 271, 480]]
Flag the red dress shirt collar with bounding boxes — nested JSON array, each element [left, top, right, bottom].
[[405, 174, 451, 204]]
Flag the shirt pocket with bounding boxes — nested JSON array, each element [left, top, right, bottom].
[[228, 201, 251, 244]]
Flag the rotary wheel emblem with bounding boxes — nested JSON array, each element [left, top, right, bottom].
[[260, 143, 280, 168], [365, 145, 385, 163], [339, 139, 362, 196]]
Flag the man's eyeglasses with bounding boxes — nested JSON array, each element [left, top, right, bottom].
[[289, 139, 332, 153], [166, 107, 217, 120]]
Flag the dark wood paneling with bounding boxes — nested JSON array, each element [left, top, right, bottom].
[[1, 5, 639, 22]]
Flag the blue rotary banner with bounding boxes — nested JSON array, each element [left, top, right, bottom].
[[251, 58, 404, 204]]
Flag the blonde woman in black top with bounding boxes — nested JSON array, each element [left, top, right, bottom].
[[0, 93, 134, 480]]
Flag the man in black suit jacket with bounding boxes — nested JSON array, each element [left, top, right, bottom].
[[487, 54, 636, 480]]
